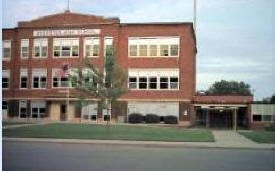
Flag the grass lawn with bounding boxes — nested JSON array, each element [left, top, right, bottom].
[[2, 121, 32, 126], [239, 131, 275, 143], [3, 123, 214, 142]]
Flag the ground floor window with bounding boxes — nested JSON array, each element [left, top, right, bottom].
[[2, 100, 8, 110], [31, 101, 46, 118], [103, 104, 111, 122], [19, 100, 27, 118], [253, 114, 275, 122], [82, 104, 97, 121]]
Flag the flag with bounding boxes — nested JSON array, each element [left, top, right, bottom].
[[56, 64, 69, 79]]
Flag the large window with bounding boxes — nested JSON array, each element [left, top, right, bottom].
[[128, 69, 179, 90], [19, 100, 27, 118], [3, 40, 11, 60], [85, 37, 100, 57], [128, 37, 179, 57], [21, 39, 29, 58], [104, 37, 113, 57], [33, 38, 48, 58], [32, 69, 47, 89], [82, 104, 97, 121], [82, 68, 98, 88], [52, 68, 78, 88], [20, 69, 28, 89], [252, 104, 275, 123], [54, 38, 79, 57], [2, 70, 10, 89], [31, 101, 46, 118]]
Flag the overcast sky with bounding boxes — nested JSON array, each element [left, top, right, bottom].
[[2, 0, 274, 100]]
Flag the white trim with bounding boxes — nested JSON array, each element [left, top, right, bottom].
[[20, 39, 29, 59], [53, 38, 79, 58], [33, 38, 48, 58]]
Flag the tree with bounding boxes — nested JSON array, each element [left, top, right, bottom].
[[270, 95, 275, 104], [71, 47, 128, 123], [206, 80, 251, 95]]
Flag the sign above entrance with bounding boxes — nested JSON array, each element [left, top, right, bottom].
[[33, 29, 101, 37]]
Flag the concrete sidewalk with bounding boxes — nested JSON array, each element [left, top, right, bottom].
[[3, 132, 275, 150]]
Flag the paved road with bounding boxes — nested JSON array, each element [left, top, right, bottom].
[[3, 141, 274, 171]]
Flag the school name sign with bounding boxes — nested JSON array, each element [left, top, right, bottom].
[[33, 29, 101, 37]]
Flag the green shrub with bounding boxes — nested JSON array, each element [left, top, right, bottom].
[[128, 113, 143, 123], [145, 114, 160, 123], [164, 115, 178, 124]]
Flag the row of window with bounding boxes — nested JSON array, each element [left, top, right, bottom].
[[252, 114, 275, 122], [2, 37, 113, 59], [128, 76, 179, 90], [2, 37, 181, 60]]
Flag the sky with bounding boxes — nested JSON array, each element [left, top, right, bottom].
[[2, 0, 274, 100]]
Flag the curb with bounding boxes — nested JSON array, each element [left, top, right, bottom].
[[3, 138, 275, 150]]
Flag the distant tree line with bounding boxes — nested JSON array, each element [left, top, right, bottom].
[[205, 80, 251, 95]]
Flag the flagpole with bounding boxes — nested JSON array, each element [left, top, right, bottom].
[[193, 0, 197, 33]]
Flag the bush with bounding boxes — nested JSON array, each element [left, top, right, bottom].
[[145, 114, 160, 123], [164, 115, 178, 124], [128, 113, 143, 123], [265, 123, 275, 131]]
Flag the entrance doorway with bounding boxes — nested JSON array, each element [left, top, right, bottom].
[[60, 104, 67, 121], [209, 110, 233, 129]]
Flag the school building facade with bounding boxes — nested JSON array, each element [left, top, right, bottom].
[[2, 11, 273, 129]]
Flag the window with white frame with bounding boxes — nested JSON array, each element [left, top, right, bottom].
[[52, 68, 78, 88], [104, 37, 113, 57], [82, 68, 98, 88], [128, 37, 180, 57], [2, 70, 10, 89], [54, 38, 79, 57], [20, 69, 28, 89], [128, 69, 179, 90], [2, 40, 11, 60], [33, 38, 48, 58], [19, 100, 27, 118], [31, 101, 46, 118], [252, 105, 275, 122], [85, 37, 100, 57], [21, 39, 29, 58], [32, 69, 47, 89], [102, 103, 111, 121], [82, 103, 98, 121]]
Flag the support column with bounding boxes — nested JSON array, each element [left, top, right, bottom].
[[206, 109, 210, 128], [233, 108, 237, 131]]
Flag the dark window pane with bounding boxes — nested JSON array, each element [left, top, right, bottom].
[[253, 115, 262, 122]]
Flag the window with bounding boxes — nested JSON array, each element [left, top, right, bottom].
[[52, 68, 78, 88], [82, 68, 98, 88], [139, 77, 147, 89], [2, 70, 10, 89], [31, 101, 46, 118], [82, 104, 97, 121], [32, 69, 47, 89], [85, 37, 100, 57], [253, 115, 262, 122], [21, 39, 29, 58], [170, 44, 179, 56], [160, 45, 169, 56], [139, 45, 148, 56], [54, 38, 79, 57], [129, 77, 137, 89], [103, 103, 111, 122], [170, 77, 179, 89], [105, 37, 113, 57], [160, 77, 168, 89], [33, 38, 48, 58], [129, 45, 137, 56], [149, 77, 157, 89], [20, 69, 28, 89], [262, 115, 272, 122], [149, 45, 157, 56], [19, 100, 27, 118], [2, 100, 8, 110], [2, 40, 11, 60]]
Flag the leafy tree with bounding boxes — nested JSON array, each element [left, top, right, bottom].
[[206, 80, 251, 95], [271, 95, 275, 104], [71, 47, 128, 122]]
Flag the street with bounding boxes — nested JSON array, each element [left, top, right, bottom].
[[3, 141, 274, 171]]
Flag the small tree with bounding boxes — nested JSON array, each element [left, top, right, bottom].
[[206, 80, 251, 95], [71, 47, 128, 123]]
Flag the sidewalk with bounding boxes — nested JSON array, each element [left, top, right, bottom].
[[2, 122, 56, 130], [3, 130, 275, 150]]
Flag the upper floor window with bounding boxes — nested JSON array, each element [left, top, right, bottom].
[[20, 69, 28, 89], [128, 37, 179, 57], [2, 40, 11, 60], [21, 39, 29, 58], [32, 69, 47, 89], [104, 37, 113, 57], [85, 37, 100, 57], [54, 38, 79, 58], [52, 68, 78, 88], [2, 70, 10, 89], [33, 38, 48, 58]]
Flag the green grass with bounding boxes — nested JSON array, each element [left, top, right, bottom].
[[3, 123, 214, 142], [239, 131, 275, 143], [2, 121, 31, 126]]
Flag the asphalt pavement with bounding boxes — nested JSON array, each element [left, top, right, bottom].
[[3, 141, 274, 171]]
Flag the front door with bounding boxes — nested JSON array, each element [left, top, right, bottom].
[[60, 104, 67, 121]]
